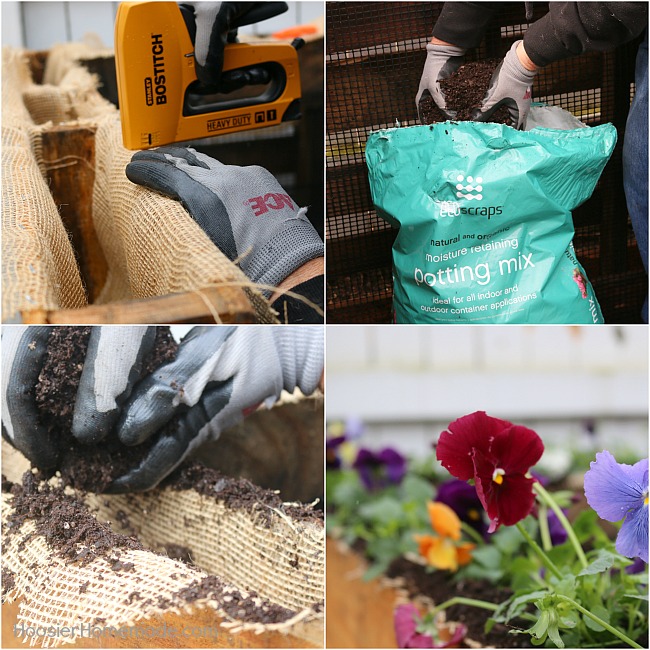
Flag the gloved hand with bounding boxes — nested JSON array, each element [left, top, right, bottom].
[[1, 326, 157, 469], [125, 147, 324, 296], [181, 1, 288, 87], [415, 42, 466, 120], [471, 40, 537, 129], [1, 326, 324, 493], [110, 325, 324, 492]]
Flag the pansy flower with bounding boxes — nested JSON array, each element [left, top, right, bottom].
[[583, 450, 648, 563], [415, 502, 475, 571], [353, 447, 407, 491], [326, 417, 366, 469], [436, 411, 544, 533], [394, 603, 467, 649], [435, 479, 488, 537]]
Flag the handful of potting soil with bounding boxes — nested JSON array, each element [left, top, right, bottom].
[[365, 115, 616, 324], [31, 326, 179, 492]]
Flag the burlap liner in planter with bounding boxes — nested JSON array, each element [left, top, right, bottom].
[[2, 43, 277, 322], [1, 393, 324, 647]]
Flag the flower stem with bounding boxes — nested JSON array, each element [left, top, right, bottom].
[[460, 522, 485, 546], [533, 482, 588, 569], [555, 595, 642, 649], [430, 596, 499, 618], [538, 502, 552, 552], [515, 521, 563, 580]]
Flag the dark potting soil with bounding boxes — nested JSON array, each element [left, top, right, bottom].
[[166, 575, 297, 624], [4, 470, 145, 566], [3, 472, 304, 625], [164, 543, 194, 564], [163, 462, 324, 528], [386, 557, 533, 648], [418, 59, 514, 127], [2, 567, 16, 596], [33, 326, 179, 493]]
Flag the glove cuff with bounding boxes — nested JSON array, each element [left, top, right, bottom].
[[244, 216, 325, 295], [425, 43, 466, 57], [506, 40, 538, 82]]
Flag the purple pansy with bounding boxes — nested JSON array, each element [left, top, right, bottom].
[[394, 604, 466, 649], [353, 447, 407, 491], [435, 479, 488, 537], [583, 451, 648, 563], [547, 509, 568, 546], [326, 435, 346, 469]]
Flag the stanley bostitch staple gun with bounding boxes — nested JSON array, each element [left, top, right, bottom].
[[115, 2, 302, 150]]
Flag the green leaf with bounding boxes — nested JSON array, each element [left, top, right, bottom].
[[578, 550, 618, 577], [400, 474, 435, 503], [623, 593, 649, 601], [506, 590, 549, 621], [546, 621, 565, 648], [492, 524, 526, 554], [358, 497, 405, 526], [582, 604, 610, 632], [362, 562, 388, 582], [572, 509, 610, 546]]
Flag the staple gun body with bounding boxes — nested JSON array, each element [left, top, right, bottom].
[[115, 2, 301, 149]]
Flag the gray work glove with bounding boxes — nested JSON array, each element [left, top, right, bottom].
[[126, 147, 324, 296], [471, 40, 537, 129], [415, 43, 466, 120], [1, 326, 157, 469], [2, 326, 324, 493], [181, 1, 288, 86], [110, 325, 324, 492]]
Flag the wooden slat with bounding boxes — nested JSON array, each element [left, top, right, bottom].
[[326, 539, 398, 648], [39, 124, 107, 302], [21, 286, 257, 324], [3, 598, 322, 648]]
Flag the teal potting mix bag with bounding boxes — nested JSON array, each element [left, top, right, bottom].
[[365, 120, 617, 324]]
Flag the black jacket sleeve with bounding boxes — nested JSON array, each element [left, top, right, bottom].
[[432, 2, 498, 49], [524, 2, 648, 67]]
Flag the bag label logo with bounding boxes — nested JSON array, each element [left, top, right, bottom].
[[455, 174, 483, 201]]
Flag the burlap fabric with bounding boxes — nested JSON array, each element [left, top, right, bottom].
[[2, 48, 87, 320], [3, 43, 278, 323], [1, 442, 324, 648]]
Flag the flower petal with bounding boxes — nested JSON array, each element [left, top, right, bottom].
[[436, 412, 510, 480], [616, 503, 649, 563], [473, 447, 536, 531], [489, 423, 544, 475], [584, 451, 648, 523], [456, 542, 475, 566], [427, 502, 461, 541], [394, 604, 434, 649]]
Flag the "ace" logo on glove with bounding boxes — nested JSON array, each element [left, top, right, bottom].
[[245, 193, 295, 216]]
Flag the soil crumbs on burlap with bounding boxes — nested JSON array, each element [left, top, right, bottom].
[[386, 557, 533, 648], [164, 462, 324, 528], [3, 470, 145, 567], [2, 472, 300, 625], [34, 326, 179, 493], [418, 58, 514, 126]]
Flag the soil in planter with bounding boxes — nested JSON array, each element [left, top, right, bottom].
[[33, 326, 179, 493], [3, 471, 301, 625], [4, 470, 145, 566], [418, 59, 514, 126], [386, 557, 533, 648], [163, 462, 324, 528]]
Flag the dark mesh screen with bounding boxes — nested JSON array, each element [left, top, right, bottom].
[[326, 2, 647, 323]]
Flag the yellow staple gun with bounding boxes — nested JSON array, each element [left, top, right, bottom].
[[115, 1, 302, 150]]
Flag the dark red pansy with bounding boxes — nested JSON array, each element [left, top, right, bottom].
[[436, 411, 544, 532]]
